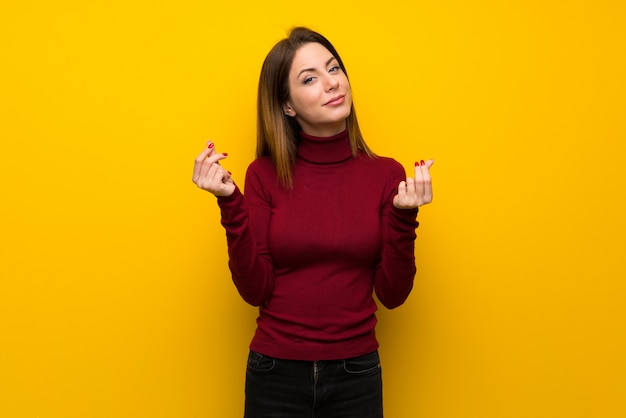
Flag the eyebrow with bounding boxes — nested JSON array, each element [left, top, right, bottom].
[[297, 56, 337, 79]]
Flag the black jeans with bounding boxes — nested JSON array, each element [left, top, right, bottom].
[[244, 350, 383, 418]]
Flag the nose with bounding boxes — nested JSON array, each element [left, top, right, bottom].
[[324, 74, 339, 91]]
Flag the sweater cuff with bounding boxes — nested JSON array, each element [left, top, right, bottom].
[[216, 185, 242, 205], [392, 205, 418, 218], [216, 186, 244, 223]]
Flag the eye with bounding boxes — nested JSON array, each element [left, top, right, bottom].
[[329, 65, 341, 73], [303, 76, 315, 84]]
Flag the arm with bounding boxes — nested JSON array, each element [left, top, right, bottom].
[[192, 142, 274, 306], [217, 165, 275, 306], [374, 159, 434, 308]]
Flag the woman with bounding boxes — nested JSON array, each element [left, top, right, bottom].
[[192, 27, 433, 418]]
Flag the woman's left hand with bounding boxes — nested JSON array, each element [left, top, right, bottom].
[[393, 159, 434, 209]]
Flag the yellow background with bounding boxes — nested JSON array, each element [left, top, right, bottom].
[[1, 0, 625, 417]]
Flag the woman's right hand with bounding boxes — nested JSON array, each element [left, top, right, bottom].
[[192, 141, 235, 197]]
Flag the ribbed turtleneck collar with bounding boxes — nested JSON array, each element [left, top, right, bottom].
[[297, 129, 353, 164]]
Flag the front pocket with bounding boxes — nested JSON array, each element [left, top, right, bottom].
[[342, 351, 381, 376], [246, 351, 277, 373]]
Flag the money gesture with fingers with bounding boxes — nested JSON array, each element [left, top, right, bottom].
[[192, 141, 235, 197], [393, 159, 434, 209]]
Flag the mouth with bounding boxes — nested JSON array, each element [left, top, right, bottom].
[[323, 95, 345, 106]]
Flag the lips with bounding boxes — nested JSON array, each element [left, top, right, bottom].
[[323, 95, 345, 106]]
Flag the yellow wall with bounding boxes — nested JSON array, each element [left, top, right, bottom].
[[2, 1, 625, 417]]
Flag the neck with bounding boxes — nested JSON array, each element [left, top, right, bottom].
[[297, 119, 347, 138], [297, 129, 353, 164]]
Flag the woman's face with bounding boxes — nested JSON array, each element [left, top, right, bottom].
[[283, 42, 352, 137]]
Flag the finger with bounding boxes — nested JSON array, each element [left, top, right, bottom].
[[196, 152, 229, 185], [415, 159, 434, 172], [210, 163, 234, 194], [197, 156, 216, 185], [419, 159, 434, 183], [195, 155, 224, 186], [415, 159, 433, 184], [393, 180, 406, 207], [204, 152, 229, 166], [197, 141, 219, 162], [405, 176, 417, 196], [413, 163, 425, 195], [397, 180, 407, 198], [411, 176, 424, 201], [204, 162, 226, 191], [193, 147, 212, 180], [193, 141, 220, 182], [208, 162, 224, 183], [215, 164, 231, 183], [207, 141, 228, 165], [419, 160, 434, 203], [414, 161, 424, 181], [418, 165, 430, 184], [422, 175, 433, 203]]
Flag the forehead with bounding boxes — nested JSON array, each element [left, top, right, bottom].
[[291, 42, 335, 72]]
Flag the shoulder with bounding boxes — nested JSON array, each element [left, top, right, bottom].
[[248, 155, 274, 170], [246, 156, 276, 178], [356, 153, 405, 177], [244, 156, 279, 197]]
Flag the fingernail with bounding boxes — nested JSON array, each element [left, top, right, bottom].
[[415, 161, 419, 167], [207, 143, 214, 149], [420, 160, 425, 166], [222, 152, 228, 156]]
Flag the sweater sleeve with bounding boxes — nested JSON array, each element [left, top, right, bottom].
[[216, 163, 274, 306], [374, 162, 420, 309]]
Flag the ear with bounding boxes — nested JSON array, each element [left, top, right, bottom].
[[282, 102, 296, 117]]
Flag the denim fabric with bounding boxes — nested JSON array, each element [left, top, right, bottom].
[[244, 350, 383, 418]]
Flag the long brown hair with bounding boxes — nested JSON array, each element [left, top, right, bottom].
[[257, 27, 375, 188]]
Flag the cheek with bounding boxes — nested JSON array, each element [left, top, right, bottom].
[[292, 90, 318, 111], [344, 79, 352, 95]]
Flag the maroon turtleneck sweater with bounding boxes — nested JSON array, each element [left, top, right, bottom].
[[217, 130, 419, 361]]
